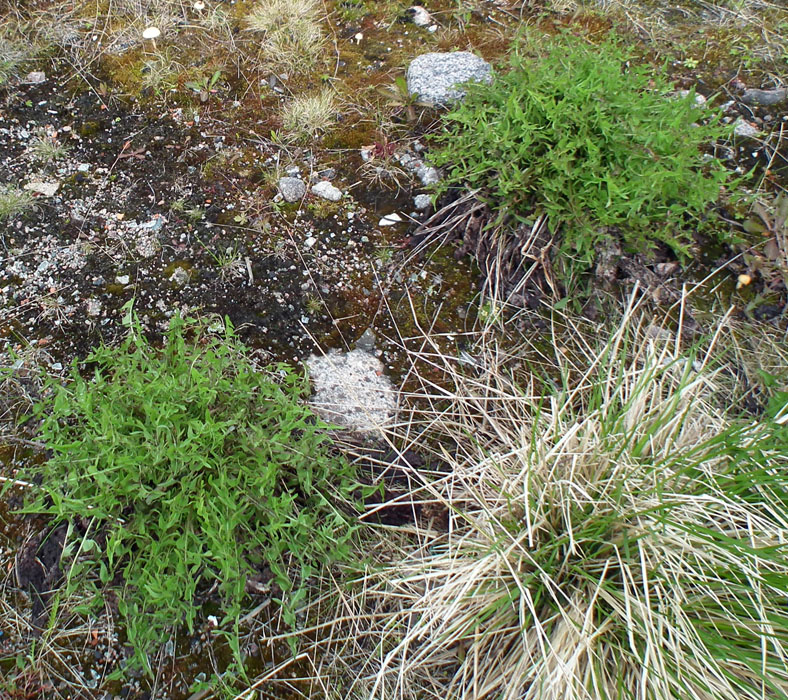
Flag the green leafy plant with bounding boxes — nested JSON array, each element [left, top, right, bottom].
[[429, 31, 734, 276], [18, 309, 359, 674]]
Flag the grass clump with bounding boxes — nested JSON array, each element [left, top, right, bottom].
[[429, 31, 734, 276], [27, 128, 71, 164], [0, 32, 27, 86], [18, 311, 359, 673], [363, 306, 788, 700], [244, 0, 326, 73], [0, 184, 35, 221], [281, 89, 338, 142]]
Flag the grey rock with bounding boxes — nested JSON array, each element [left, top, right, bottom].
[[169, 267, 190, 288], [414, 194, 432, 210], [734, 118, 760, 138], [355, 328, 377, 353], [23, 181, 59, 197], [407, 51, 492, 106], [741, 87, 787, 106], [284, 165, 300, 177], [24, 71, 47, 84], [278, 177, 306, 202], [311, 181, 343, 201]]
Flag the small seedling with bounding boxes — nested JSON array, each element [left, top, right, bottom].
[[378, 76, 431, 122], [185, 69, 223, 102]]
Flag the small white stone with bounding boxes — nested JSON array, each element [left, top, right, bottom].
[[304, 236, 317, 248], [409, 5, 432, 26], [417, 165, 440, 186], [379, 213, 403, 226], [115, 274, 130, 285]]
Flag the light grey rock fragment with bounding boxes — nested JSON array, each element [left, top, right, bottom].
[[311, 181, 343, 202], [741, 88, 787, 106], [278, 177, 306, 202], [169, 267, 190, 287], [734, 118, 760, 138], [23, 181, 59, 197], [139, 215, 166, 232], [355, 328, 377, 353], [414, 194, 432, 210], [407, 51, 492, 106], [307, 349, 397, 436]]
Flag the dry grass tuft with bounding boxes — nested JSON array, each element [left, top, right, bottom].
[[244, 0, 327, 74], [329, 294, 788, 700], [281, 89, 339, 142]]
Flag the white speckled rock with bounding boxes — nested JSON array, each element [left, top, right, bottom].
[[311, 181, 343, 202], [307, 349, 396, 436], [407, 52, 492, 106]]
